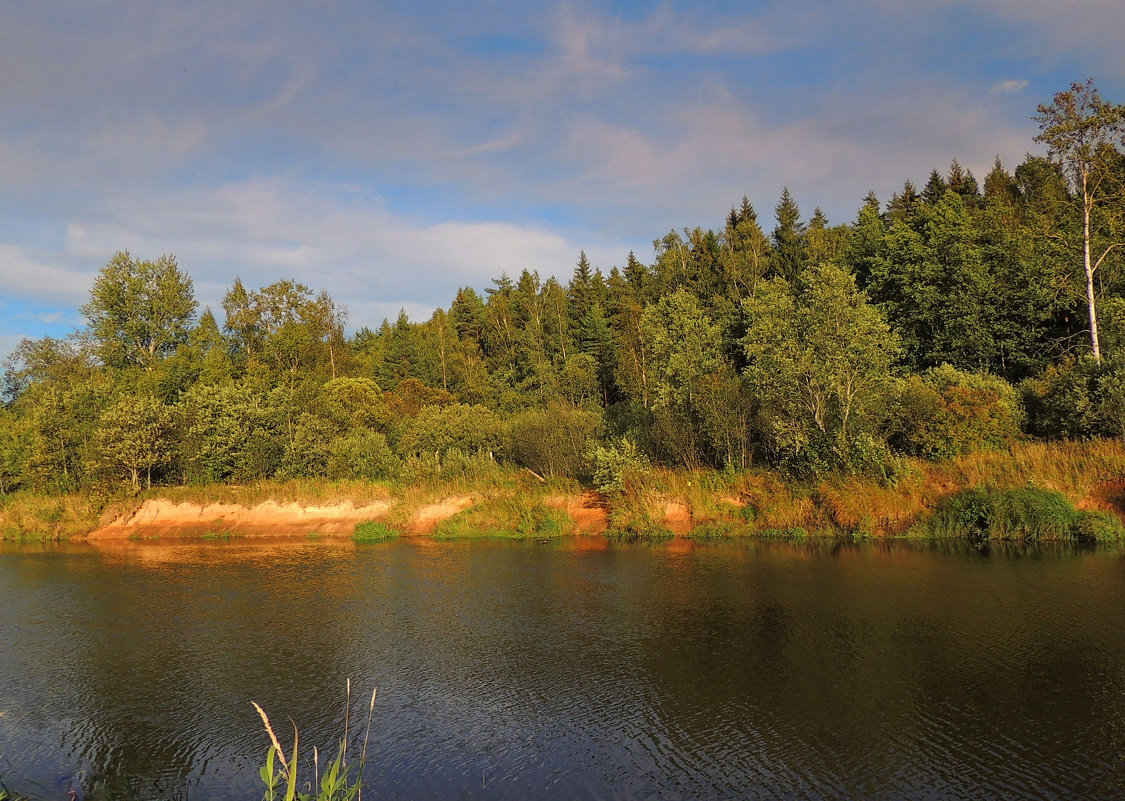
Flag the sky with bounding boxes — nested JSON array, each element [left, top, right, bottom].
[[2, 0, 1124, 361]]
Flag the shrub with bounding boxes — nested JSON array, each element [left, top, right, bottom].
[[326, 430, 399, 480], [1020, 358, 1101, 439], [892, 365, 1023, 459], [398, 404, 503, 459], [587, 437, 649, 497], [507, 404, 601, 479], [280, 414, 337, 477], [234, 428, 285, 481], [320, 377, 389, 432]]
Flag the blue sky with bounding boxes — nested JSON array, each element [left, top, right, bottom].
[[2, 0, 1123, 361]]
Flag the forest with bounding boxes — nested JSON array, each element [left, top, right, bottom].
[[1, 81, 1124, 501]]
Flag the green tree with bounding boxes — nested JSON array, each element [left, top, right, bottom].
[[398, 404, 503, 459], [81, 251, 197, 370], [0, 407, 30, 493], [721, 197, 772, 298], [640, 289, 739, 466], [95, 395, 174, 488], [175, 384, 271, 483], [742, 263, 900, 474], [1034, 78, 1125, 363], [771, 187, 807, 281]]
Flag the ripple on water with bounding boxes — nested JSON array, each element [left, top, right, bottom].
[[1, 538, 1124, 800]]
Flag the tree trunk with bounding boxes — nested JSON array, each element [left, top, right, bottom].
[[1084, 189, 1102, 364]]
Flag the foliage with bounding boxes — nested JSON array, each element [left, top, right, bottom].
[[507, 404, 601, 479], [176, 384, 267, 483], [892, 365, 1023, 459], [94, 395, 175, 489], [742, 262, 900, 475], [4, 81, 1125, 517], [1020, 358, 1102, 439], [588, 437, 649, 497], [81, 251, 197, 370], [1033, 78, 1125, 363], [326, 430, 399, 481], [398, 403, 503, 458]]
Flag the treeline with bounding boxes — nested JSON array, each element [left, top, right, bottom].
[[2, 82, 1124, 495]]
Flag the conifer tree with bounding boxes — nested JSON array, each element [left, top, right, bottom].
[[771, 187, 806, 281]]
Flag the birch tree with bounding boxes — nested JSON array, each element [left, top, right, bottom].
[[1034, 79, 1125, 363]]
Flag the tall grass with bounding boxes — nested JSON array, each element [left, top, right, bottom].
[[920, 486, 1125, 542], [432, 496, 574, 539], [0, 491, 105, 540], [253, 682, 378, 801], [352, 521, 399, 542]]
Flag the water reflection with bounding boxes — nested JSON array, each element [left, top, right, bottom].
[[0, 538, 1123, 800]]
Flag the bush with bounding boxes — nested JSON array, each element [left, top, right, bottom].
[[320, 377, 389, 432], [507, 404, 601, 479], [398, 403, 503, 458], [234, 428, 285, 481], [588, 437, 649, 497], [280, 414, 336, 477], [326, 430, 399, 480], [892, 365, 1023, 459], [1020, 358, 1100, 439]]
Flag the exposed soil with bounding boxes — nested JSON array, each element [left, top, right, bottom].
[[547, 491, 609, 535], [1078, 479, 1125, 515], [663, 501, 693, 535], [89, 499, 394, 539], [409, 495, 475, 534]]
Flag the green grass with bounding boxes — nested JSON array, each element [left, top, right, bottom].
[[918, 485, 1125, 542], [0, 490, 105, 540], [352, 521, 400, 542], [202, 527, 240, 540], [432, 498, 573, 539]]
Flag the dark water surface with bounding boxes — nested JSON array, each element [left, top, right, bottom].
[[1, 537, 1124, 800]]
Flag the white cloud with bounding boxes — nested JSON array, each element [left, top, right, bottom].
[[0, 245, 94, 307], [0, 179, 631, 332], [990, 79, 1030, 95]]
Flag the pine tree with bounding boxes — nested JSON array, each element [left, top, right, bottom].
[[771, 187, 806, 281]]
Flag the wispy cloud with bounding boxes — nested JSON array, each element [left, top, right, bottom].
[[1, 0, 1123, 350], [0, 178, 632, 331], [990, 79, 1030, 94]]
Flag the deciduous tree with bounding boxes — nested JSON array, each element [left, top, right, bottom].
[[1034, 78, 1125, 363]]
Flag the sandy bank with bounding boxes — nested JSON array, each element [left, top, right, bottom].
[[85, 491, 617, 540], [89, 499, 395, 539]]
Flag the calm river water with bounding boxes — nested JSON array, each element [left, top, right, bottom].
[[0, 537, 1123, 800]]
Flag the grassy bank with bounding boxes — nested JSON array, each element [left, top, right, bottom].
[[1, 439, 1123, 542], [599, 438, 1125, 542]]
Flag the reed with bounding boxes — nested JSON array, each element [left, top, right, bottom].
[[253, 682, 378, 801]]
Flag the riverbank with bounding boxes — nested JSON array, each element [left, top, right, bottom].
[[2, 439, 1124, 542]]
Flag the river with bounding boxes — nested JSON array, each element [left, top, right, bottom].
[[0, 537, 1123, 800]]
